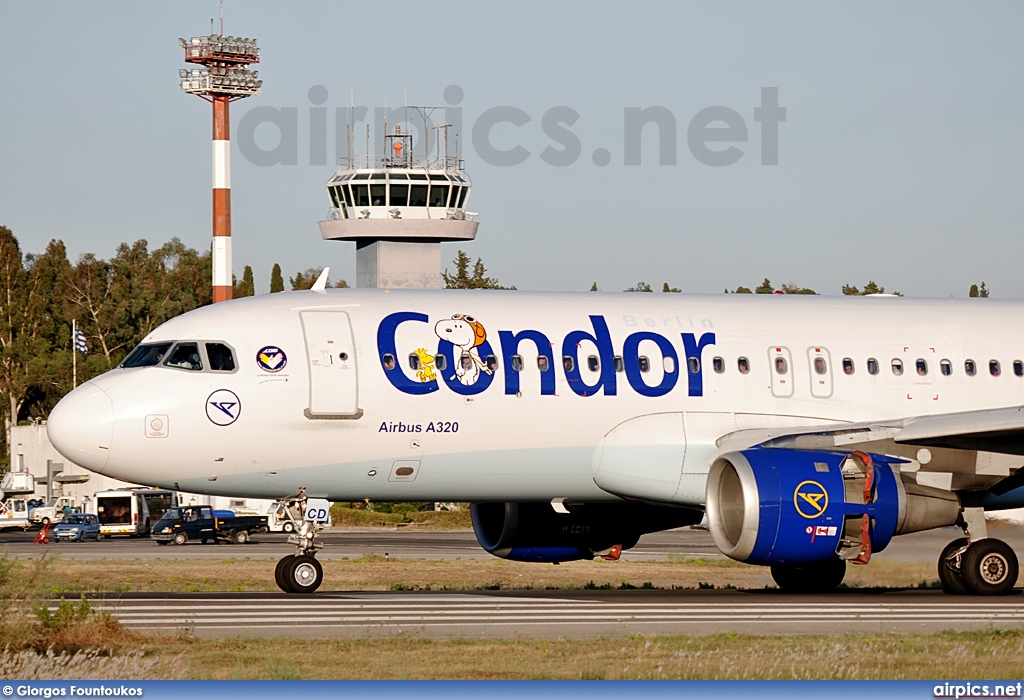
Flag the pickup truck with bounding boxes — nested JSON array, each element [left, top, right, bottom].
[[151, 505, 269, 545], [30, 497, 77, 525]]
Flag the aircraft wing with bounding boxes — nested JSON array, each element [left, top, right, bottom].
[[715, 405, 1024, 490], [895, 405, 1024, 455]]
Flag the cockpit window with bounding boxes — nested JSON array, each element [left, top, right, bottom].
[[206, 343, 236, 371], [121, 342, 173, 368], [164, 342, 203, 371]]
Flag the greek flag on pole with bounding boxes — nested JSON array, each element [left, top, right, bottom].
[[74, 328, 88, 354]]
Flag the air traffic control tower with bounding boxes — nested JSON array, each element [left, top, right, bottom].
[[317, 109, 478, 288]]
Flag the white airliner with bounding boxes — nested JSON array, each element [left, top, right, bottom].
[[46, 284, 1024, 594]]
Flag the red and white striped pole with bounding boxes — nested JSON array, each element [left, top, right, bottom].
[[212, 95, 232, 303]]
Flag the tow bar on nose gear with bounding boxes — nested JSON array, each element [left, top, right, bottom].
[[273, 488, 325, 593]]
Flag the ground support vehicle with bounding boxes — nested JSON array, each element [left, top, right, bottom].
[[29, 497, 77, 525], [0, 498, 31, 531], [151, 505, 268, 545], [94, 490, 151, 537]]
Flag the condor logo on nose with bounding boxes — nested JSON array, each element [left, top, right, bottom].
[[207, 389, 241, 426]]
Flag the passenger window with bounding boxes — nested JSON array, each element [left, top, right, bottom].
[[842, 358, 854, 375], [408, 353, 420, 370], [737, 357, 750, 374], [638, 356, 650, 373], [965, 359, 977, 376], [562, 356, 575, 372], [891, 359, 903, 376], [687, 357, 700, 374], [813, 357, 827, 375], [587, 356, 600, 372], [459, 353, 474, 372], [537, 356, 549, 372], [664, 357, 676, 374], [435, 354, 448, 371], [613, 356, 624, 373], [940, 360, 952, 376], [867, 358, 879, 375], [990, 360, 1001, 377], [775, 357, 788, 375], [206, 343, 235, 371], [712, 357, 725, 374], [121, 341, 174, 368], [1014, 360, 1023, 377], [164, 342, 203, 371], [381, 353, 396, 370], [485, 355, 498, 371], [916, 359, 928, 376], [511, 355, 524, 372]]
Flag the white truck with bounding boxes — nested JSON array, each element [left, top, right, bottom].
[[93, 490, 151, 537], [266, 498, 331, 533], [29, 496, 77, 525], [0, 497, 31, 531]]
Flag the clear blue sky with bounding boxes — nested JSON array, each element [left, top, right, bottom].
[[1, 1, 1021, 296]]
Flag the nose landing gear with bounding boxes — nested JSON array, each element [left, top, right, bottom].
[[939, 508, 1019, 596], [273, 489, 325, 594]]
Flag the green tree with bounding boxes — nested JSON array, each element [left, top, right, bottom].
[[269, 263, 284, 293], [843, 281, 901, 296], [781, 283, 816, 295], [234, 265, 255, 298], [624, 281, 653, 292], [0, 228, 61, 451], [733, 286, 753, 294], [333, 279, 349, 288], [589, 282, 598, 292], [662, 283, 681, 293], [290, 267, 324, 290], [755, 278, 774, 294], [442, 250, 514, 289], [970, 282, 989, 298]]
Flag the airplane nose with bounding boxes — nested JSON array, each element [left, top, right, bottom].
[[47, 383, 113, 473]]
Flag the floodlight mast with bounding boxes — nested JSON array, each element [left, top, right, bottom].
[[178, 33, 262, 303]]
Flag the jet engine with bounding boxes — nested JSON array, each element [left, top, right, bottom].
[[471, 501, 703, 563], [705, 449, 961, 565]]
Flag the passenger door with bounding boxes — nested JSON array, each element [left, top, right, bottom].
[[807, 347, 834, 398], [768, 347, 794, 398], [300, 310, 360, 418]]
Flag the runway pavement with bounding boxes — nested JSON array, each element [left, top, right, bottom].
[[70, 589, 1024, 638]]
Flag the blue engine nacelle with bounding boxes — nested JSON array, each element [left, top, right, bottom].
[[470, 501, 703, 563], [705, 448, 961, 565]]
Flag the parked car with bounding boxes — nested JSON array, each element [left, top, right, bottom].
[[53, 513, 101, 542]]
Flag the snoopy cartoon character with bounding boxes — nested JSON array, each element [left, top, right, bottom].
[[434, 314, 492, 386]]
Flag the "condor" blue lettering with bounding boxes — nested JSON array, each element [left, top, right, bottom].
[[377, 311, 438, 395]]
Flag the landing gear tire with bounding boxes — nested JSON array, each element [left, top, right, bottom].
[[172, 532, 188, 546], [961, 539, 1019, 596], [275, 555, 297, 592], [771, 558, 847, 593], [284, 555, 323, 594], [938, 538, 969, 595]]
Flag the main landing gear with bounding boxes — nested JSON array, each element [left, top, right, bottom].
[[274, 489, 325, 594], [939, 507, 1019, 596]]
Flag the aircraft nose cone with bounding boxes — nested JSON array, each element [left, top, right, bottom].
[[47, 383, 113, 473]]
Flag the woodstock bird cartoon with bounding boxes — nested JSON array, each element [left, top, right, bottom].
[[433, 314, 492, 386]]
